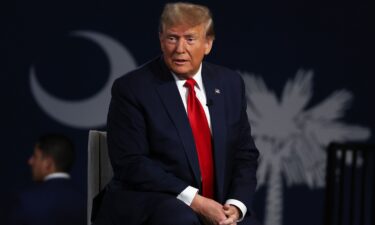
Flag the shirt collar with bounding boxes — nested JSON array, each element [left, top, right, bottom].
[[44, 172, 70, 181], [171, 64, 203, 90]]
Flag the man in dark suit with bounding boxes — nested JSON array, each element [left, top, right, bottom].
[[10, 134, 85, 225], [94, 2, 259, 225]]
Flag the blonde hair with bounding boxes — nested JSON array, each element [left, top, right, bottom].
[[159, 2, 215, 39]]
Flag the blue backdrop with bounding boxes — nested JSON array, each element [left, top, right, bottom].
[[1, 0, 373, 225]]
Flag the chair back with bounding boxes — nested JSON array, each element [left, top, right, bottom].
[[87, 130, 113, 225], [324, 143, 375, 225]]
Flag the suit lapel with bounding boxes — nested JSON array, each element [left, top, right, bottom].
[[155, 60, 201, 186], [202, 63, 227, 201], [155, 59, 227, 200]]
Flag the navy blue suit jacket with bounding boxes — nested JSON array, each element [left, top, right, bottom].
[[10, 178, 85, 225], [99, 56, 258, 224]]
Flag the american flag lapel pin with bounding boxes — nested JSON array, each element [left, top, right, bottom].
[[214, 88, 221, 94]]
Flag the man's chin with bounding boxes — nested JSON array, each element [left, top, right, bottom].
[[171, 68, 194, 79], [31, 174, 44, 182]]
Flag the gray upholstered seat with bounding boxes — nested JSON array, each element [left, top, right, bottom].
[[87, 130, 113, 225]]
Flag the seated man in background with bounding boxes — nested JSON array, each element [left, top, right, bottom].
[[10, 133, 85, 225]]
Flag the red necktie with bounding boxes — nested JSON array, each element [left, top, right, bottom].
[[184, 79, 214, 199]]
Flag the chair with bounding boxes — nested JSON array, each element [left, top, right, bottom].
[[324, 143, 375, 225], [87, 130, 113, 225]]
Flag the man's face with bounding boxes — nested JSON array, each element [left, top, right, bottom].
[[159, 23, 213, 78], [28, 147, 50, 182]]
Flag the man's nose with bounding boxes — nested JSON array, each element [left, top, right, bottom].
[[28, 156, 33, 165], [175, 40, 186, 54]]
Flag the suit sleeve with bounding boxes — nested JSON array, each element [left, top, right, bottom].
[[227, 76, 259, 211], [107, 79, 189, 195]]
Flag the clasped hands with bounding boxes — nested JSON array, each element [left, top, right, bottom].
[[191, 194, 240, 225]]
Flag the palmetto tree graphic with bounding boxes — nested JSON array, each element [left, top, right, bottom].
[[240, 70, 371, 225]]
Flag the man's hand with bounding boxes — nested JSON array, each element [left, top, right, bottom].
[[190, 194, 227, 225], [219, 204, 240, 225]]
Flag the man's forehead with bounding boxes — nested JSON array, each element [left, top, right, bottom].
[[163, 23, 205, 35]]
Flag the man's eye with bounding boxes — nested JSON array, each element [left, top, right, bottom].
[[167, 37, 177, 42]]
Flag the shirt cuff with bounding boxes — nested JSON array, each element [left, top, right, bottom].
[[177, 186, 199, 206], [225, 199, 247, 222]]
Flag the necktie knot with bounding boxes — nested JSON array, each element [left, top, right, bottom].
[[184, 79, 196, 90]]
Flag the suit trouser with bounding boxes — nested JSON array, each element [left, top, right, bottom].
[[93, 190, 260, 225], [93, 190, 201, 225]]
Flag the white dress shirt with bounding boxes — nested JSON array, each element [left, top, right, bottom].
[[172, 64, 247, 221], [44, 172, 70, 181]]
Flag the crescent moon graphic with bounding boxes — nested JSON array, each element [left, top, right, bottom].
[[30, 31, 137, 129]]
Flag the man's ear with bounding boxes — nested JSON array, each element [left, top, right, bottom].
[[44, 156, 56, 173], [204, 37, 214, 55], [159, 32, 165, 52]]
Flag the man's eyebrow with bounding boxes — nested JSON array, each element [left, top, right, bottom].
[[184, 33, 199, 37]]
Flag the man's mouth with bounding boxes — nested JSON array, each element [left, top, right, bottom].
[[173, 59, 188, 65]]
